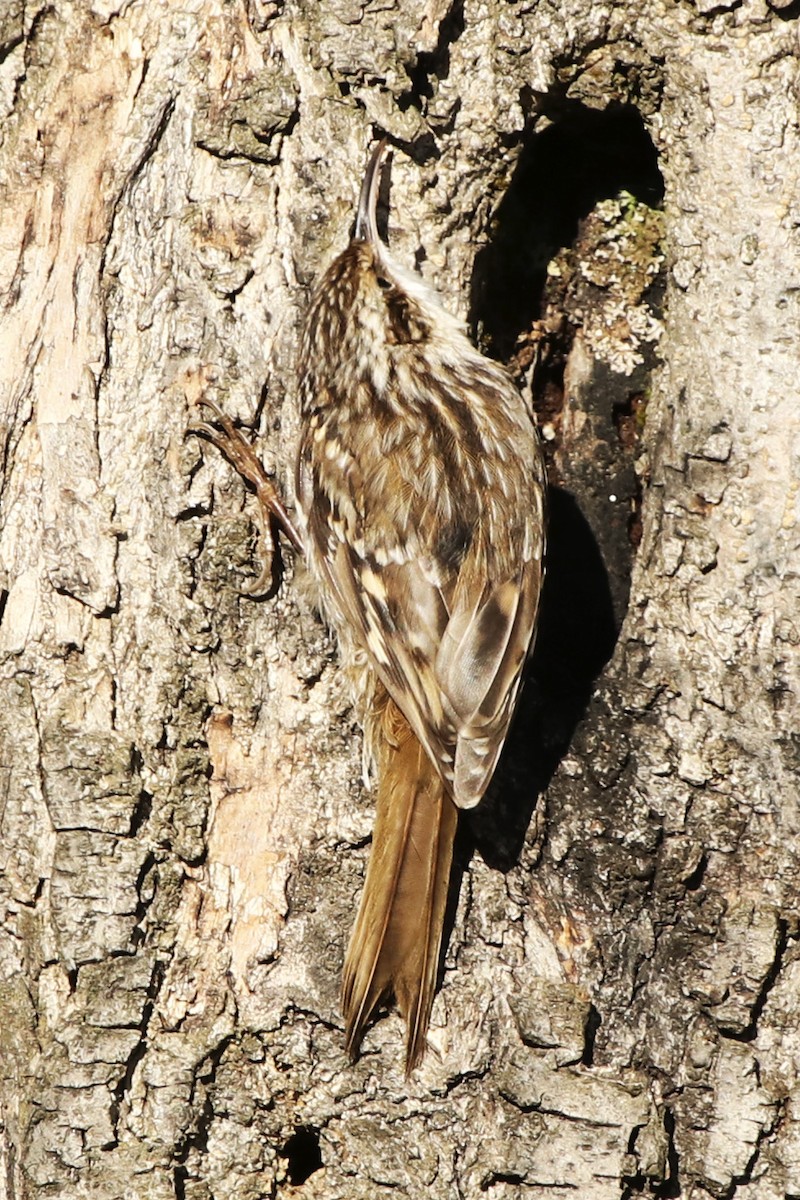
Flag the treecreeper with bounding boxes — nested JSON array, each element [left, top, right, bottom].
[[193, 140, 547, 1073]]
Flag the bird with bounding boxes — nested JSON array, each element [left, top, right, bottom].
[[292, 139, 547, 1072]]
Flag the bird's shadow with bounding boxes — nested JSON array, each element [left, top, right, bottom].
[[467, 486, 618, 871], [437, 487, 617, 970]]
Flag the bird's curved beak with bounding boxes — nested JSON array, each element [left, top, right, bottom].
[[354, 138, 389, 245]]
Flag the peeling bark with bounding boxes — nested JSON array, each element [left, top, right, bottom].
[[1, 1, 798, 1198]]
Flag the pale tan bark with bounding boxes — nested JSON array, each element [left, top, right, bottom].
[[1, 2, 798, 1197]]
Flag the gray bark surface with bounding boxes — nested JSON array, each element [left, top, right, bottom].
[[0, 1, 798, 1197]]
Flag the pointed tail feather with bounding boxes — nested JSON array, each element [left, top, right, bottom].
[[342, 698, 458, 1073]]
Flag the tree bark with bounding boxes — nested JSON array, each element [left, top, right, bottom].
[[1, 1, 798, 1197]]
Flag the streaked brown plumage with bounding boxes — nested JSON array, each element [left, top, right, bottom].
[[295, 141, 547, 1071]]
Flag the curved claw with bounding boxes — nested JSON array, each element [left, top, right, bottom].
[[238, 556, 277, 598], [187, 394, 304, 594], [188, 419, 223, 440], [238, 503, 277, 598], [194, 395, 231, 426]]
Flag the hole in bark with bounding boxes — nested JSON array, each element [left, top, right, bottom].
[[280, 1125, 323, 1185], [469, 100, 665, 795], [472, 102, 664, 357], [129, 787, 153, 838], [481, 1173, 526, 1191], [581, 1002, 602, 1066], [683, 852, 708, 892]]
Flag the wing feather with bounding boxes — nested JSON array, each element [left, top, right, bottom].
[[298, 387, 545, 810]]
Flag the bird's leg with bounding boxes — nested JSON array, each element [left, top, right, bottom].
[[189, 395, 304, 595]]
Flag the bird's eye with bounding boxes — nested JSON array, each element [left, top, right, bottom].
[[376, 275, 392, 291]]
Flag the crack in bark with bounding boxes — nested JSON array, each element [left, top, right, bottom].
[[398, 0, 464, 116], [718, 918, 789, 1043], [107, 958, 167, 1144]]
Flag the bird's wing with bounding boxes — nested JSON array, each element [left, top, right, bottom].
[[302, 426, 544, 808]]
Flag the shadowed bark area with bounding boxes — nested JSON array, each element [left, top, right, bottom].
[[1, 2, 798, 1198]]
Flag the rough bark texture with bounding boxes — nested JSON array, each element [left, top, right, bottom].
[[1, 1, 798, 1197]]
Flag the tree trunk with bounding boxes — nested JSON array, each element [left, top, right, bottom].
[[1, 2, 798, 1197]]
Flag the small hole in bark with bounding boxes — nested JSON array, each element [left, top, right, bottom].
[[281, 1125, 323, 1185], [581, 1003, 602, 1066], [481, 1173, 526, 1191], [683, 852, 708, 891]]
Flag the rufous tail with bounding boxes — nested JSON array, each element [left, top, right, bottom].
[[342, 697, 458, 1073]]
